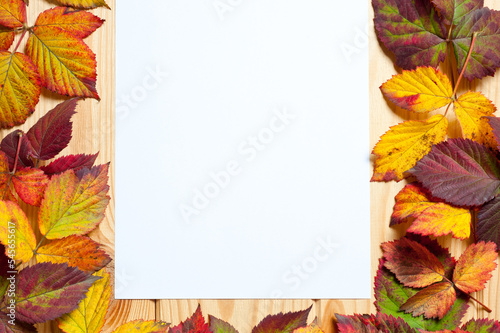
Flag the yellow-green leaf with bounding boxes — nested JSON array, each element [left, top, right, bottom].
[[380, 67, 453, 113], [0, 200, 36, 263], [111, 320, 169, 333], [26, 26, 99, 99], [0, 51, 41, 128], [372, 114, 448, 182], [454, 91, 497, 149], [38, 164, 110, 240], [58, 269, 111, 333]]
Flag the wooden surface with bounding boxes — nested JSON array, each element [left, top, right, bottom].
[[7, 0, 499, 332]]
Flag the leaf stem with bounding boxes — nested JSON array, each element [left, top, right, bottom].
[[12, 29, 27, 54], [468, 293, 492, 313], [453, 32, 478, 96]]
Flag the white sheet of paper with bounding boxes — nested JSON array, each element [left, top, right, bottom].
[[115, 0, 370, 299]]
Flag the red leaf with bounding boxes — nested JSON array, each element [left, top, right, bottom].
[[477, 196, 500, 247], [0, 312, 36, 332], [26, 99, 77, 160], [15, 262, 99, 324], [487, 116, 500, 151], [336, 313, 418, 333], [252, 306, 311, 333], [40, 153, 98, 176], [169, 305, 210, 333], [400, 282, 456, 320], [381, 237, 445, 288], [0, 130, 34, 170], [11, 168, 48, 206], [411, 138, 500, 206], [0, 0, 26, 28], [35, 7, 104, 39]]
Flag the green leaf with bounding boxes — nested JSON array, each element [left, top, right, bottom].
[[209, 316, 239, 333], [431, 0, 483, 25]]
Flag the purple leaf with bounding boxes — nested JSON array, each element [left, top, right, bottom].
[[477, 196, 500, 248], [0, 130, 34, 170]]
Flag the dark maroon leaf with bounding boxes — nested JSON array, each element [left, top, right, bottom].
[[372, 0, 447, 69], [0, 244, 10, 278], [411, 138, 500, 206], [251, 305, 311, 333], [0, 130, 34, 170], [15, 262, 99, 324], [40, 153, 98, 176], [477, 196, 500, 248], [0, 312, 36, 333], [26, 99, 77, 160], [487, 116, 500, 151], [336, 313, 417, 333]]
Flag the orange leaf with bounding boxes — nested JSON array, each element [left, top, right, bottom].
[[50, 0, 110, 10], [0, 152, 15, 202], [372, 114, 448, 182], [111, 320, 169, 333], [454, 91, 497, 149], [26, 26, 99, 99], [0, 200, 36, 263], [453, 241, 497, 294], [0, 52, 41, 128], [11, 168, 48, 206], [400, 282, 456, 320], [36, 235, 111, 272], [38, 164, 110, 240], [380, 67, 453, 113], [0, 0, 26, 28], [0, 27, 14, 51], [35, 7, 104, 39], [392, 184, 471, 239]]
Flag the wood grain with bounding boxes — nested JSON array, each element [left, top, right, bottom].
[[5, 0, 499, 331]]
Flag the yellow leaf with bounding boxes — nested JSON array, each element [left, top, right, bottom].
[[58, 269, 111, 333], [111, 320, 170, 333], [372, 114, 448, 182], [392, 184, 471, 239], [293, 322, 324, 333], [380, 67, 453, 113], [454, 91, 497, 149], [51, 0, 110, 9], [0, 201, 36, 263], [0, 52, 41, 128]]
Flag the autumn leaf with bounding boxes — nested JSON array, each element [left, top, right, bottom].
[[431, 0, 484, 25], [11, 168, 48, 206], [336, 313, 417, 333], [0, 27, 14, 51], [252, 306, 311, 333], [293, 321, 324, 333], [209, 316, 239, 333], [411, 138, 500, 206], [0, 130, 34, 170], [371, 114, 448, 182], [381, 237, 445, 288], [477, 196, 500, 247], [0, 52, 41, 128], [372, 0, 447, 69], [0, 312, 36, 333], [487, 116, 500, 151], [26, 99, 76, 160], [40, 153, 98, 176], [0, 151, 15, 202], [50, 0, 110, 10], [35, 235, 111, 272], [452, 241, 497, 294], [58, 269, 111, 333], [400, 282, 456, 320], [112, 320, 169, 333], [26, 26, 99, 99], [462, 318, 500, 332], [38, 164, 110, 239], [391, 184, 472, 239], [454, 91, 497, 149], [0, 201, 36, 263], [35, 7, 104, 39], [380, 67, 453, 113], [0, 0, 26, 28], [14, 262, 99, 324], [451, 8, 500, 81], [169, 305, 210, 333]]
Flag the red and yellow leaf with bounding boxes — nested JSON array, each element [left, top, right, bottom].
[[487, 116, 500, 151], [293, 322, 324, 333], [252, 306, 311, 333], [35, 7, 104, 39], [38, 164, 110, 240], [454, 91, 497, 149], [380, 67, 453, 113], [169, 305, 210, 333], [36, 235, 111, 272], [0, 200, 36, 263], [372, 114, 448, 182], [0, 0, 25, 28], [391, 184, 471, 239], [0, 52, 41, 129], [112, 320, 169, 333], [0, 27, 14, 51], [26, 26, 99, 99], [49, 0, 110, 10], [453, 241, 497, 294], [0, 151, 15, 202], [15, 262, 99, 324], [381, 237, 445, 288], [11, 168, 48, 206], [58, 269, 111, 333], [400, 282, 456, 320]]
